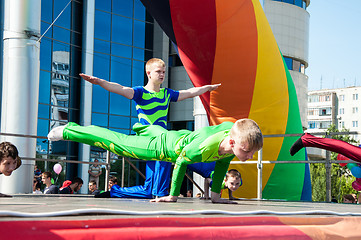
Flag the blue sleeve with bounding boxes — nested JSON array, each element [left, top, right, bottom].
[[132, 86, 143, 101], [167, 88, 180, 102]]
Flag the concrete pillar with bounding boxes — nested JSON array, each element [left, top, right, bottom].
[[0, 0, 41, 193], [78, 0, 95, 193]]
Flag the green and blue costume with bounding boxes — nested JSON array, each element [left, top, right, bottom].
[[110, 87, 178, 198], [63, 121, 235, 196]]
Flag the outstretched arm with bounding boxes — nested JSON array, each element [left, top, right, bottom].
[[80, 73, 134, 99], [177, 83, 221, 101]]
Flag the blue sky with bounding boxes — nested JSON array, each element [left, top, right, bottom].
[[307, 0, 361, 90]]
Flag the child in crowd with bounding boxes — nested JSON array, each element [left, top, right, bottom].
[[188, 162, 243, 200], [48, 118, 263, 203], [42, 171, 59, 194], [0, 142, 21, 197]]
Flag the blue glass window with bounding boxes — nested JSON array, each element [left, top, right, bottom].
[[94, 39, 111, 54], [112, 15, 132, 45], [92, 113, 108, 127], [110, 56, 132, 86], [40, 38, 52, 71], [134, 0, 146, 20], [112, 0, 133, 18], [110, 93, 131, 115], [41, 22, 52, 40], [132, 60, 145, 87], [53, 41, 70, 53], [93, 53, 110, 80], [95, 10, 111, 41], [95, 0, 111, 12], [38, 103, 50, 119], [133, 48, 145, 61], [53, 0, 71, 29], [133, 20, 145, 48], [92, 85, 109, 114], [109, 115, 131, 129], [37, 119, 49, 153], [284, 57, 293, 70], [295, 0, 303, 7], [131, 117, 139, 126], [111, 43, 132, 59], [39, 71, 51, 104], [41, 0, 53, 23], [54, 26, 70, 44]]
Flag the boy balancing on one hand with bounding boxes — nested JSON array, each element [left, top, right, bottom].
[[48, 118, 263, 203], [0, 142, 22, 197]]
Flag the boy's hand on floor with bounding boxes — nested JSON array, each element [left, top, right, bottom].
[[150, 195, 178, 203], [211, 191, 237, 204]]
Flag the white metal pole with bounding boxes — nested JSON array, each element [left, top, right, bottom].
[[257, 149, 263, 199], [192, 96, 209, 196], [78, 0, 95, 193], [0, 0, 41, 193]]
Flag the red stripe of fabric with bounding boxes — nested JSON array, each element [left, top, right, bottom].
[[209, 0, 258, 125], [169, 0, 217, 115], [0, 216, 311, 239]]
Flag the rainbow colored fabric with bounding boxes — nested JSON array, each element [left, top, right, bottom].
[[140, 0, 311, 200]]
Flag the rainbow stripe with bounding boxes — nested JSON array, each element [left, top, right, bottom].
[[141, 0, 310, 200]]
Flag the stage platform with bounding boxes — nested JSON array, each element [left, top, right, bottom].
[[1, 195, 361, 239]]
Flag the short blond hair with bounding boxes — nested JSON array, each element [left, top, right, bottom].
[[230, 119, 263, 151], [145, 58, 165, 72]]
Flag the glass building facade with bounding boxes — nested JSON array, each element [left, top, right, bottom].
[[0, 0, 154, 182]]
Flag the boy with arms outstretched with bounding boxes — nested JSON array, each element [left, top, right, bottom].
[[80, 58, 220, 198], [48, 118, 263, 203]]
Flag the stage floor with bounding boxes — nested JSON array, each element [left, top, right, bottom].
[[1, 194, 361, 221], [2, 195, 361, 239]]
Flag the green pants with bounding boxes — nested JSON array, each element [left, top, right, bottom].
[[63, 122, 234, 196]]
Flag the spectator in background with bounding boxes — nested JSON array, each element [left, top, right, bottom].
[[343, 194, 356, 203], [88, 180, 101, 195], [186, 189, 192, 197], [88, 159, 102, 188], [59, 177, 83, 194], [42, 171, 59, 194], [34, 165, 42, 183], [33, 178, 42, 194]]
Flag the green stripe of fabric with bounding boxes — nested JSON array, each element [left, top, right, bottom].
[[141, 90, 166, 100], [262, 55, 306, 201], [136, 99, 170, 110]]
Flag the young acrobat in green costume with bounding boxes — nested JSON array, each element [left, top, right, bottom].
[[48, 118, 263, 203]]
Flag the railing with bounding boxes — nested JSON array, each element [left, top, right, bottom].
[[230, 131, 358, 202], [1, 130, 359, 201]]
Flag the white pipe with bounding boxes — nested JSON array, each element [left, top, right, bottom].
[[192, 97, 209, 196], [78, 0, 95, 193], [0, 0, 41, 194], [257, 149, 263, 199]]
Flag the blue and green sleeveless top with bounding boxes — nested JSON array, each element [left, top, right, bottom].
[[132, 87, 179, 128]]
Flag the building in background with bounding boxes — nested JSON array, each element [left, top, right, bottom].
[[264, 0, 310, 129], [308, 87, 361, 142]]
